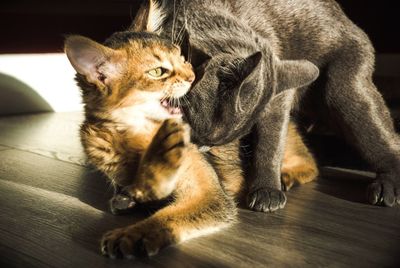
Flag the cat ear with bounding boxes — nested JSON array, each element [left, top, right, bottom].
[[176, 30, 212, 72], [276, 60, 319, 92], [228, 52, 263, 113], [64, 35, 124, 86], [131, 0, 166, 33], [185, 40, 212, 69], [236, 51, 263, 81]]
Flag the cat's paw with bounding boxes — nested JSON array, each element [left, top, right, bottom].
[[247, 187, 287, 212], [367, 174, 400, 207], [101, 224, 176, 259], [281, 172, 295, 192], [147, 118, 189, 168], [124, 119, 190, 203], [281, 164, 319, 192]]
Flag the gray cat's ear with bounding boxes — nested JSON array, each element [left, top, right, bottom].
[[190, 45, 212, 70], [179, 32, 212, 69], [276, 60, 319, 92], [231, 51, 263, 113], [237, 51, 263, 79], [64, 35, 125, 86], [131, 0, 166, 33]]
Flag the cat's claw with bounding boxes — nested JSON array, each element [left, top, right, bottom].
[[367, 175, 400, 207], [247, 187, 287, 212]]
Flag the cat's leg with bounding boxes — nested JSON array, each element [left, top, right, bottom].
[[123, 118, 190, 203], [281, 121, 319, 191], [247, 90, 296, 212], [324, 41, 400, 206], [101, 149, 236, 258], [207, 140, 246, 200], [109, 118, 188, 212], [80, 122, 142, 213]]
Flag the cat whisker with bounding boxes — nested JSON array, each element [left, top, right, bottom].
[[176, 97, 182, 112], [176, 24, 186, 47], [176, 4, 188, 47], [183, 7, 192, 63], [177, 97, 181, 109], [172, 0, 182, 46], [171, 0, 177, 43], [182, 95, 194, 115]]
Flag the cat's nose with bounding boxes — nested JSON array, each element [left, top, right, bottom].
[[187, 75, 195, 83]]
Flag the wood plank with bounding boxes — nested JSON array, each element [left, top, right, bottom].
[[0, 178, 145, 267], [0, 112, 85, 165], [0, 149, 110, 211], [0, 145, 9, 151], [0, 149, 399, 267]]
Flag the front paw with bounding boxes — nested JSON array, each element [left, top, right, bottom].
[[146, 118, 189, 168], [101, 224, 176, 258], [367, 175, 400, 207], [247, 187, 287, 212], [127, 119, 189, 202]]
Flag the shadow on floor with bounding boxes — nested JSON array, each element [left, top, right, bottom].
[[316, 167, 375, 204]]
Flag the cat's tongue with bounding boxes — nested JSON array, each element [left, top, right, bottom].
[[161, 99, 182, 115]]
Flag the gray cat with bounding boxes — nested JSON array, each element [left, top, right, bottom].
[[147, 0, 400, 210]]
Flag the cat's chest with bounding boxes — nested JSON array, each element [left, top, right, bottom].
[[111, 106, 160, 137]]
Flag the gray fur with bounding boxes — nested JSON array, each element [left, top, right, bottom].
[[150, 0, 400, 208]]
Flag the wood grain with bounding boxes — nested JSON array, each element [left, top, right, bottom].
[[0, 145, 9, 151], [0, 113, 399, 267], [0, 112, 85, 165]]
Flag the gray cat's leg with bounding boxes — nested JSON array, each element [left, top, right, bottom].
[[324, 42, 400, 207], [247, 90, 296, 212]]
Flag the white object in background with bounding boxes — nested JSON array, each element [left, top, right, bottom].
[[0, 53, 82, 113]]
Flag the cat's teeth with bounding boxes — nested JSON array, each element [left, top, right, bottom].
[[173, 107, 181, 114], [160, 99, 182, 115], [161, 100, 169, 108]]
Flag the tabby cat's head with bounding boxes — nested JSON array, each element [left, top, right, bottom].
[[64, 1, 194, 122]]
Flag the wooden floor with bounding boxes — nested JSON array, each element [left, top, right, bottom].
[[0, 112, 399, 267]]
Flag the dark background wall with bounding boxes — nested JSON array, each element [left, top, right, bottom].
[[0, 0, 399, 54]]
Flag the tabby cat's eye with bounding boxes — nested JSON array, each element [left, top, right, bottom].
[[147, 67, 169, 78]]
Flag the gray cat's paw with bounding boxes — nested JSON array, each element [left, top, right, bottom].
[[110, 194, 136, 215], [367, 176, 400, 207], [247, 187, 287, 212]]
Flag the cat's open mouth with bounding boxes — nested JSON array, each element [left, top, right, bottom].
[[160, 98, 182, 115]]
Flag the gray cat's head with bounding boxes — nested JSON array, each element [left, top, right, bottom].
[[183, 45, 319, 145]]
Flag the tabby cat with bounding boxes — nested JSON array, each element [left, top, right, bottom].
[[65, 31, 237, 257], [64, 0, 318, 257]]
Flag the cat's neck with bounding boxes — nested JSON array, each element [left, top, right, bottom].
[[86, 106, 162, 141]]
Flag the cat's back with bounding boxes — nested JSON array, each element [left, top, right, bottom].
[[174, 0, 371, 64], [230, 0, 366, 62], [181, 0, 368, 64]]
